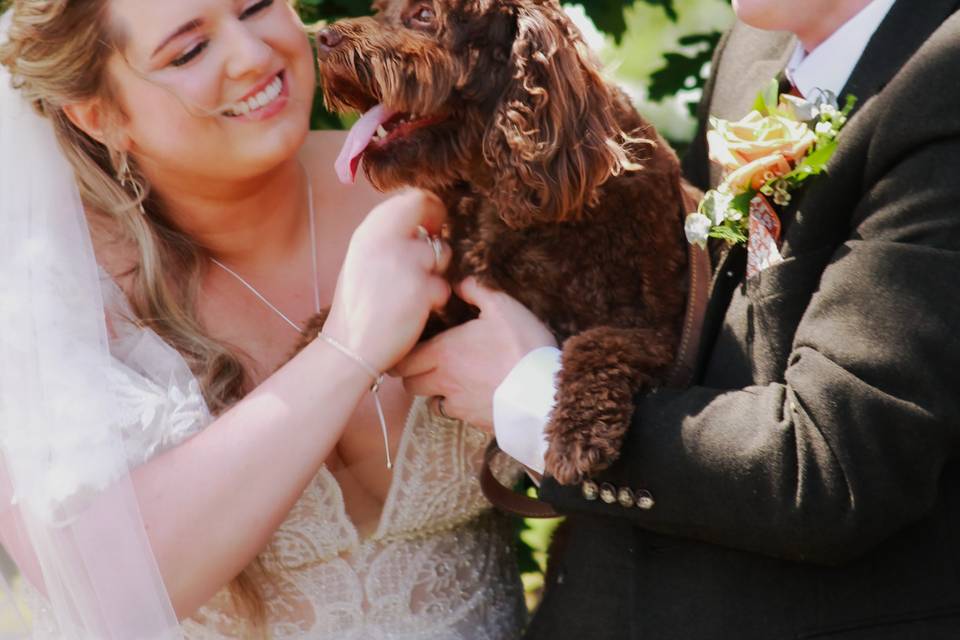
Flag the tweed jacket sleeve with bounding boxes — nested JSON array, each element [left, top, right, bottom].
[[539, 11, 960, 565]]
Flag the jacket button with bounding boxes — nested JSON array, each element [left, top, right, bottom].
[[600, 483, 617, 504], [635, 489, 655, 510], [617, 487, 635, 508], [582, 480, 599, 501]]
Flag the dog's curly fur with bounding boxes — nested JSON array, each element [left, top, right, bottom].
[[315, 0, 692, 485]]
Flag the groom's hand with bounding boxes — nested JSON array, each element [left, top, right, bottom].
[[394, 277, 556, 432]]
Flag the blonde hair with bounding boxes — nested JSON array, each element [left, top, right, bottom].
[[0, 0, 283, 632]]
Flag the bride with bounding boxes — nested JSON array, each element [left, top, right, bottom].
[[0, 0, 524, 638]]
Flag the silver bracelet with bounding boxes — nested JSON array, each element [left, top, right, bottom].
[[315, 332, 392, 470]]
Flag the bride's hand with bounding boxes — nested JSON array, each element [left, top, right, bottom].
[[324, 189, 452, 372]]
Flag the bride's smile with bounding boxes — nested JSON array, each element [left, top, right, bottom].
[[220, 69, 288, 119], [105, 0, 316, 180]]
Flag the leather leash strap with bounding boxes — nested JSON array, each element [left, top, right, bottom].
[[665, 242, 711, 388], [480, 440, 561, 518], [479, 233, 712, 519]]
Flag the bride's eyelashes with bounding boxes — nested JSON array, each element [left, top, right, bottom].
[[240, 0, 275, 21], [168, 0, 276, 69], [171, 41, 209, 67]]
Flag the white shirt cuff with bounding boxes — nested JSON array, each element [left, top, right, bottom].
[[492, 346, 562, 475]]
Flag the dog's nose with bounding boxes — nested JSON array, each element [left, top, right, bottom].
[[317, 28, 343, 53]]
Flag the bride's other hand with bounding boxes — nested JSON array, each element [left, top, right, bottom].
[[396, 277, 557, 432], [324, 189, 452, 372]]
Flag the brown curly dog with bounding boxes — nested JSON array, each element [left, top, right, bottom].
[[314, 0, 694, 485]]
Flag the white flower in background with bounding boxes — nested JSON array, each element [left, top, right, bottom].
[[685, 212, 712, 247]]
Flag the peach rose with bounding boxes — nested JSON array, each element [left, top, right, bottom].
[[707, 110, 817, 192], [723, 153, 792, 193]]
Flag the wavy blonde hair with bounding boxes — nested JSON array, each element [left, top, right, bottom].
[[0, 0, 308, 633]]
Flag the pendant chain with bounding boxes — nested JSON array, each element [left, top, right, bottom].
[[209, 171, 394, 469], [209, 178, 320, 332]]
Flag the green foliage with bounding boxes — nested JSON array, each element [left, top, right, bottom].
[[752, 78, 781, 115], [297, 0, 373, 23], [580, 0, 677, 41], [648, 31, 722, 115]]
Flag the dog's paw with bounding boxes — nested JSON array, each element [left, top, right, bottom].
[[544, 327, 672, 485]]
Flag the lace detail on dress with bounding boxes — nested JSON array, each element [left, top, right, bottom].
[[98, 271, 211, 465], [182, 398, 526, 639], [106, 334, 211, 467], [375, 401, 494, 540]]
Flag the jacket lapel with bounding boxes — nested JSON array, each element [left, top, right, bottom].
[[695, 0, 960, 378], [843, 0, 960, 113]]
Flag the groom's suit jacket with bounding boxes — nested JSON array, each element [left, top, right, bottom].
[[527, 1, 960, 638]]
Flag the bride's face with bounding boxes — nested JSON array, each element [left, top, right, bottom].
[[106, 0, 314, 181]]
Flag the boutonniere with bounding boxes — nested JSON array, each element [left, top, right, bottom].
[[685, 80, 855, 274]]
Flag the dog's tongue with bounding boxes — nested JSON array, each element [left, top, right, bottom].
[[335, 104, 396, 185]]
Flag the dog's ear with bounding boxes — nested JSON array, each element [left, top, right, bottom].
[[482, 0, 645, 229]]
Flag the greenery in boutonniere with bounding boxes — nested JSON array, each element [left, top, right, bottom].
[[685, 79, 856, 247]]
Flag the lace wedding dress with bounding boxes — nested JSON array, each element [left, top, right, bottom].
[[22, 276, 526, 640]]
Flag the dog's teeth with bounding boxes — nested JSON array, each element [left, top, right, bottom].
[[376, 125, 388, 138]]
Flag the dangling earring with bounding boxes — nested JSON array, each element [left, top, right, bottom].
[[116, 153, 147, 216]]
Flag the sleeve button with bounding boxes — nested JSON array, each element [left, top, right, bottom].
[[582, 480, 599, 501], [599, 483, 617, 504], [617, 487, 635, 508], [635, 489, 655, 510]]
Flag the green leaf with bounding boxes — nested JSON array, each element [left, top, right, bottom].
[[638, 0, 679, 21], [648, 31, 722, 115], [787, 139, 837, 181], [842, 93, 858, 116], [731, 189, 757, 215], [297, 0, 373, 23], [581, 0, 630, 42], [709, 224, 747, 245], [581, 0, 679, 43], [752, 78, 780, 116], [515, 518, 541, 575]]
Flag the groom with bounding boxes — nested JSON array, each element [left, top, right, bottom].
[[398, 0, 960, 637]]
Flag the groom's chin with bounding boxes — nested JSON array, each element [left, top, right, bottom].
[[730, 0, 799, 32]]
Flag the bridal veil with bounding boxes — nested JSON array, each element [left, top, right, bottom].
[[0, 9, 186, 638]]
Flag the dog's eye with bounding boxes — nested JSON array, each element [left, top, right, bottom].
[[409, 5, 436, 28]]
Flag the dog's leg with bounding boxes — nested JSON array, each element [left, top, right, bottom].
[[544, 326, 676, 485]]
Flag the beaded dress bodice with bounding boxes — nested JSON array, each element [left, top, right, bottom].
[[181, 398, 525, 639]]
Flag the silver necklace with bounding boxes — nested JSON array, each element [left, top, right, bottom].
[[209, 179, 321, 331], [209, 175, 394, 469]]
